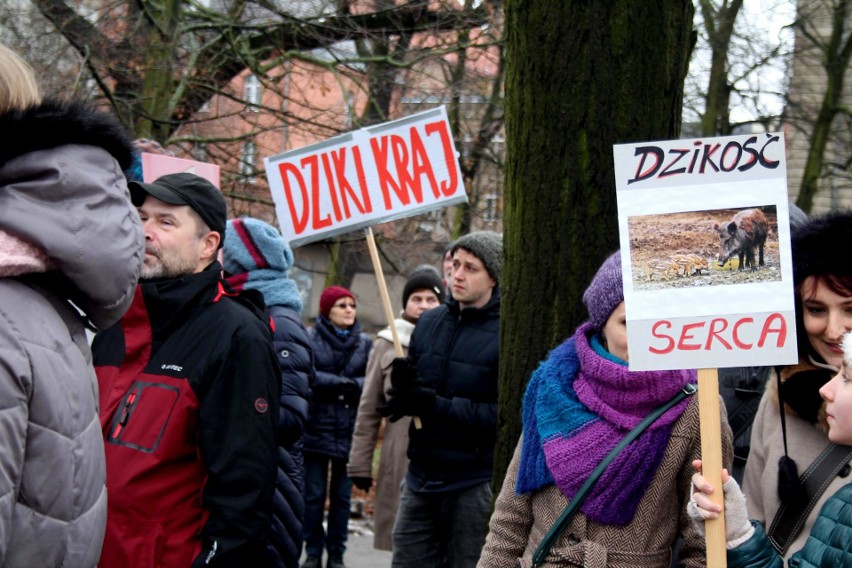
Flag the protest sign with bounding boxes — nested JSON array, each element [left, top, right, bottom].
[[264, 106, 468, 247], [141, 154, 221, 187], [613, 132, 798, 372]]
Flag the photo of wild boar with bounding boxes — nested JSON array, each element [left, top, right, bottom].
[[627, 205, 781, 291], [713, 208, 768, 271]]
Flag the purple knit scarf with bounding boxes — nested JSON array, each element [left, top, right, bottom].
[[517, 323, 696, 525]]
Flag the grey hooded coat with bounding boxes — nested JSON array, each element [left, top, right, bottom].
[[0, 100, 144, 567]]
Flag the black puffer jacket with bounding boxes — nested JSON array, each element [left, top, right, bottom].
[[303, 317, 372, 459], [407, 288, 500, 486], [267, 305, 314, 568]]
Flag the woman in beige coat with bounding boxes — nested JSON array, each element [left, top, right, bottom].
[[478, 253, 732, 568], [742, 209, 852, 560], [348, 266, 444, 550]]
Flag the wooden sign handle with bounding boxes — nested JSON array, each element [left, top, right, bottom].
[[364, 228, 422, 429], [698, 368, 726, 568]]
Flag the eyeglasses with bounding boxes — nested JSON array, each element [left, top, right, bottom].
[[333, 302, 357, 310]]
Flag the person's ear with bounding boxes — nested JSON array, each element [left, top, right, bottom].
[[200, 231, 220, 261]]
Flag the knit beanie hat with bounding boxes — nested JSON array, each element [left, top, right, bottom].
[[402, 265, 445, 308], [223, 218, 302, 312], [320, 285, 355, 318], [791, 209, 852, 287], [582, 252, 624, 330], [451, 231, 503, 284]]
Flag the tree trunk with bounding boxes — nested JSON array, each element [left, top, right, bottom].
[[497, 1, 694, 489]]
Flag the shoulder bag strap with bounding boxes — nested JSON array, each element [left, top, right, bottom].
[[532, 383, 697, 567], [767, 442, 852, 555]]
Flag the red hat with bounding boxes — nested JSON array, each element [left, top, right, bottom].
[[320, 285, 355, 318]]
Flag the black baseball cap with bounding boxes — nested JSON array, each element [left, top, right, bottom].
[[129, 173, 227, 248]]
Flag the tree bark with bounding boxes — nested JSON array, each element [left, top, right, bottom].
[[496, 0, 694, 489]]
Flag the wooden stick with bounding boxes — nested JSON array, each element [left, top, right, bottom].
[[364, 227, 422, 429], [698, 368, 727, 568]]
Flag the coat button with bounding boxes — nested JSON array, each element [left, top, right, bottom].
[[567, 533, 580, 545], [280, 349, 289, 358]]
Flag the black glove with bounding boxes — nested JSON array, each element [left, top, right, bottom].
[[390, 357, 419, 390], [382, 382, 436, 421], [339, 377, 359, 402], [377, 397, 406, 423], [351, 476, 373, 492]]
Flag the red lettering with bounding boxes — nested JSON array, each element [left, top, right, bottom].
[[705, 318, 732, 350], [732, 317, 754, 349], [301, 155, 331, 230], [425, 121, 459, 196], [758, 313, 787, 348], [392, 135, 423, 204], [677, 322, 705, 351], [332, 147, 372, 215], [320, 153, 343, 222], [370, 135, 409, 209], [649, 320, 675, 354], [278, 162, 309, 235], [350, 147, 373, 214], [409, 127, 440, 199]]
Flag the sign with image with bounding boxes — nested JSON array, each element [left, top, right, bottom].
[[613, 133, 799, 371], [264, 106, 468, 247]]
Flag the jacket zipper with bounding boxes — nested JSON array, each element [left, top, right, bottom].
[[111, 389, 138, 439]]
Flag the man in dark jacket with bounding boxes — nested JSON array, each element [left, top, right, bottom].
[[93, 173, 281, 568], [380, 231, 502, 568]]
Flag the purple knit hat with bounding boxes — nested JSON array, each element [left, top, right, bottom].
[[582, 252, 623, 330]]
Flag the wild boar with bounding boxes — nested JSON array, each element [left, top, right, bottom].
[[671, 254, 709, 277], [713, 208, 769, 271]]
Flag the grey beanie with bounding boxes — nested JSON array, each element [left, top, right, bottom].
[[451, 231, 503, 284], [582, 252, 624, 330]]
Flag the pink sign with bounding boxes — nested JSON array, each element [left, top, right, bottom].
[[141, 154, 221, 187]]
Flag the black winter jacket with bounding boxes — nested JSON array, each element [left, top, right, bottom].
[[406, 288, 500, 488], [93, 263, 281, 568], [303, 317, 372, 459], [267, 305, 314, 568]]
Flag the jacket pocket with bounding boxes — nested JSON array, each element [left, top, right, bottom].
[[106, 380, 181, 453]]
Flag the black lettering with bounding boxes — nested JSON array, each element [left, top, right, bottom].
[[699, 143, 721, 173], [628, 146, 664, 185], [719, 141, 742, 172], [758, 134, 780, 169], [659, 148, 690, 178], [738, 136, 760, 172]]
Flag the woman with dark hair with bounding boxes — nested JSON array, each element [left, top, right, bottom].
[[742, 209, 852, 560]]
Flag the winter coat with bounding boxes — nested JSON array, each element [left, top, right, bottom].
[[726, 483, 852, 568], [742, 360, 849, 561], [478, 396, 734, 568], [268, 304, 315, 568], [0, 100, 143, 567], [348, 318, 415, 550], [406, 289, 500, 487], [303, 316, 372, 459], [93, 264, 281, 568]]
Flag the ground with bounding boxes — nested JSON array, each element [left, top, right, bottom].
[[628, 207, 782, 291]]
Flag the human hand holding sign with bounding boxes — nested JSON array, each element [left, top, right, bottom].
[[379, 357, 434, 423], [686, 459, 755, 549]]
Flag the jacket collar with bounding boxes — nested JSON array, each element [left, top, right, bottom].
[[139, 262, 224, 336], [447, 286, 501, 319]]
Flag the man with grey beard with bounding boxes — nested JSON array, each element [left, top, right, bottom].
[[92, 173, 281, 568]]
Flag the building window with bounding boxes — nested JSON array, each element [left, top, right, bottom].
[[240, 140, 257, 183], [244, 75, 261, 112], [483, 193, 499, 223]]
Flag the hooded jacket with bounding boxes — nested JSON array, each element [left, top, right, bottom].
[[0, 100, 143, 567], [92, 264, 281, 568]]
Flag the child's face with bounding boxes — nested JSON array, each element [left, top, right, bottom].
[[820, 360, 852, 445]]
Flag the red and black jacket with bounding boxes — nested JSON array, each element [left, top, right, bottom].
[[93, 262, 280, 568]]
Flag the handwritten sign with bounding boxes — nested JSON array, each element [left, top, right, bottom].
[[141, 154, 221, 187], [264, 106, 467, 246], [613, 132, 798, 371]]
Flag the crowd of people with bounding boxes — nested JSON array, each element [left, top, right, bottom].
[[2, 42, 852, 568]]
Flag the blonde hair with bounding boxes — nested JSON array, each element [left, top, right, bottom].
[[843, 332, 852, 369], [0, 44, 41, 115]]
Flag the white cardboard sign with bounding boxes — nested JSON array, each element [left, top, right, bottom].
[[613, 132, 799, 371], [264, 106, 468, 247]]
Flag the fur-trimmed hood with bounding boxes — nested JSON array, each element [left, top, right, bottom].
[[0, 98, 134, 170], [0, 99, 143, 329]]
